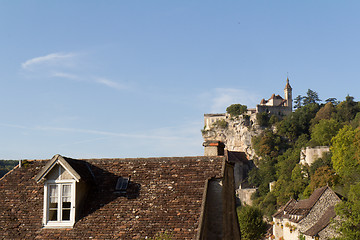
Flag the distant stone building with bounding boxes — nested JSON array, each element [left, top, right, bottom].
[[272, 186, 341, 240], [204, 114, 228, 131], [256, 78, 292, 117], [203, 78, 292, 131], [300, 146, 330, 166]]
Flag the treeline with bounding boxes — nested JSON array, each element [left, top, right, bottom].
[[0, 160, 18, 178], [248, 90, 360, 239]]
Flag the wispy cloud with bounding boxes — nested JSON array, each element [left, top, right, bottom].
[[21, 52, 76, 71], [21, 52, 130, 91], [52, 71, 81, 81], [94, 77, 128, 90]]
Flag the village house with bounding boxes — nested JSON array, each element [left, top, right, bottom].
[[272, 186, 341, 240], [0, 153, 241, 239]]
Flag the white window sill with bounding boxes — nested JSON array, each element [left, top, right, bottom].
[[43, 222, 74, 229]]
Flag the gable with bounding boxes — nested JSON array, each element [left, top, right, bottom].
[[45, 164, 75, 181], [35, 155, 81, 182]]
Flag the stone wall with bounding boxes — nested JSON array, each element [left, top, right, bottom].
[[300, 146, 330, 166], [256, 105, 292, 116], [199, 179, 223, 240], [273, 218, 283, 239], [282, 220, 299, 240], [236, 188, 257, 206], [198, 161, 241, 240], [273, 218, 300, 240]]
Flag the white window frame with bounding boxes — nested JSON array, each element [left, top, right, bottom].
[[43, 179, 76, 228]]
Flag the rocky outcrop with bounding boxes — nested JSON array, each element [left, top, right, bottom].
[[202, 114, 263, 160]]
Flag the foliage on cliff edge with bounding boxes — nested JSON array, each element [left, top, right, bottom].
[[249, 91, 360, 238]]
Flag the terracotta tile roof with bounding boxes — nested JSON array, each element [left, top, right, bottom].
[[0, 156, 224, 239]]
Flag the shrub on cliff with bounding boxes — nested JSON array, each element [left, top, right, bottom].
[[226, 104, 247, 116]]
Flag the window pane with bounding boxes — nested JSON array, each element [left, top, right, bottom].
[[49, 202, 58, 208], [62, 185, 71, 196], [62, 210, 70, 221], [61, 184, 71, 221], [62, 202, 71, 208], [47, 183, 73, 223], [49, 210, 57, 221], [62, 185, 71, 202], [49, 185, 58, 203]]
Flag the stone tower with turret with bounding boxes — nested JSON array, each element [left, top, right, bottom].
[[284, 77, 292, 110]]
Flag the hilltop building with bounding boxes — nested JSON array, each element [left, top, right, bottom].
[[257, 77, 292, 117], [203, 78, 292, 131]]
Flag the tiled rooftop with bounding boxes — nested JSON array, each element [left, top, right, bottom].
[[0, 156, 224, 239]]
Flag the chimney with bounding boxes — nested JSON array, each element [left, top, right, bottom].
[[203, 141, 225, 156]]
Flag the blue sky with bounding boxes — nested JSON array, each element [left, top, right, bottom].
[[1, 1, 360, 159]]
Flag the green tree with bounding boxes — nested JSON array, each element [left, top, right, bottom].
[[335, 182, 360, 240], [237, 205, 267, 240], [276, 103, 320, 142], [294, 95, 303, 109], [269, 115, 279, 126], [303, 89, 321, 105], [309, 152, 332, 175], [256, 112, 270, 127], [334, 95, 360, 123], [290, 164, 309, 198], [310, 119, 341, 146], [351, 112, 360, 129], [311, 102, 336, 125], [303, 166, 338, 197], [226, 104, 248, 116], [0, 160, 18, 177], [325, 97, 339, 106], [273, 151, 306, 201], [331, 125, 359, 182], [252, 130, 285, 159]]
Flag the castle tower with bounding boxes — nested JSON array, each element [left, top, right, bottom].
[[284, 77, 292, 110]]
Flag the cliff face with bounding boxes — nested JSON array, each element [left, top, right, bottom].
[[202, 114, 263, 159]]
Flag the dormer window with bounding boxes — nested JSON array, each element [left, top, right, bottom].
[[46, 182, 75, 226], [35, 155, 91, 228], [42, 163, 76, 228]]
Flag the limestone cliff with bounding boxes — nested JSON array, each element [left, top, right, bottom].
[[202, 114, 263, 159]]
